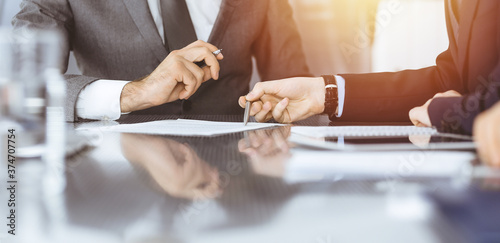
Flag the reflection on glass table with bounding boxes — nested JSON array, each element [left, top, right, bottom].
[[238, 127, 291, 178], [10, 120, 500, 243], [121, 133, 221, 200]]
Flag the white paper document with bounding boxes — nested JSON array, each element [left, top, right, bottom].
[[80, 119, 283, 136], [291, 126, 438, 138]]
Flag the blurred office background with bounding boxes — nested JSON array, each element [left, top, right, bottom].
[[289, 0, 448, 74], [0, 0, 448, 77]]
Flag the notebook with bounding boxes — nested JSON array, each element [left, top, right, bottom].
[[291, 126, 438, 138]]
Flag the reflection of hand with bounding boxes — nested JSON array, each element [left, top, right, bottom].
[[121, 134, 221, 199], [474, 102, 500, 168], [238, 77, 325, 123], [121, 40, 223, 113], [238, 127, 291, 178], [480, 177, 500, 190], [409, 90, 462, 127], [408, 134, 431, 149]]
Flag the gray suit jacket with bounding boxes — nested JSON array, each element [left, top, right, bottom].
[[13, 0, 310, 121]]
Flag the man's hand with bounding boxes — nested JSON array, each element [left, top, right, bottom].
[[238, 127, 291, 178], [238, 77, 326, 123], [409, 90, 462, 127], [122, 134, 221, 199], [474, 102, 500, 168], [120, 40, 223, 113]]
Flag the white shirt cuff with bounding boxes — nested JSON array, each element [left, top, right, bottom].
[[76, 80, 130, 120], [334, 75, 346, 118]]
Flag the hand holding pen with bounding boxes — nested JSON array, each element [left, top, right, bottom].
[[239, 77, 326, 124], [121, 40, 223, 113]]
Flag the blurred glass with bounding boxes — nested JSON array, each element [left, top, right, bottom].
[[1, 26, 68, 242], [1, 27, 67, 199], [0, 0, 5, 26], [0, 28, 22, 154], [0, 28, 63, 154]]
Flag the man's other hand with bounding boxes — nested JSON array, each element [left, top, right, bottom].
[[120, 40, 223, 113], [409, 90, 461, 127]]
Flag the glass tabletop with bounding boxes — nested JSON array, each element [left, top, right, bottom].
[[5, 115, 499, 243]]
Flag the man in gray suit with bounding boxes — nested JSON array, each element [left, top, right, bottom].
[[13, 0, 310, 121]]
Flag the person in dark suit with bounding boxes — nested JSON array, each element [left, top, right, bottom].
[[240, 0, 500, 136], [12, 0, 310, 121]]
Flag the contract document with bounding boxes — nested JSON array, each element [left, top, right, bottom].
[[80, 119, 283, 136]]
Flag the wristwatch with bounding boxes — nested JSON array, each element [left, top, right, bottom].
[[321, 75, 339, 118]]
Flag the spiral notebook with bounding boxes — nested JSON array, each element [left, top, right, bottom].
[[291, 126, 438, 138]]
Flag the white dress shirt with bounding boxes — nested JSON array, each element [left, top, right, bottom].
[[334, 75, 345, 117], [76, 0, 222, 120]]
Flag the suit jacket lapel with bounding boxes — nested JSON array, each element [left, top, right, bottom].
[[208, 0, 242, 46], [123, 0, 167, 62], [457, 0, 479, 73], [447, 0, 459, 45], [443, 0, 460, 68]]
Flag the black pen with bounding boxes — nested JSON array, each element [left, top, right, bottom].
[[196, 49, 223, 68]]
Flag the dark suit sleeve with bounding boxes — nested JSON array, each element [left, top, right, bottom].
[[251, 0, 312, 80], [428, 71, 500, 135], [12, 0, 99, 122], [338, 45, 462, 122]]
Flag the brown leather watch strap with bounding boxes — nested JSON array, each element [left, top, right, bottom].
[[321, 75, 339, 118]]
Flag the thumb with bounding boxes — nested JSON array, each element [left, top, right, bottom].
[[409, 107, 421, 126]]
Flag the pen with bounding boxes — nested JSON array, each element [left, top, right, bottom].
[[243, 101, 250, 126], [196, 49, 223, 68]]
